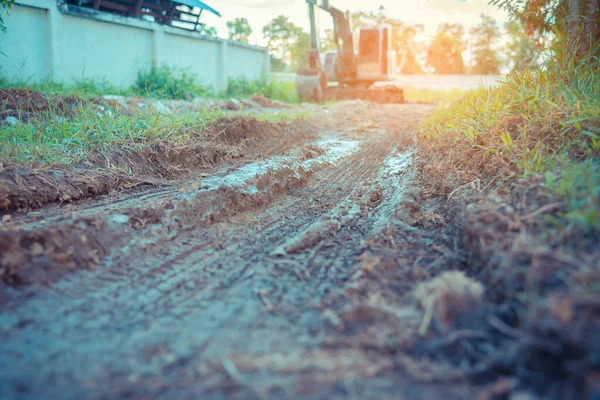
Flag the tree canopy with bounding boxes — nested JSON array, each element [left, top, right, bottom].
[[427, 24, 466, 74], [262, 15, 304, 70], [491, 0, 599, 59], [197, 23, 217, 37], [469, 15, 502, 75], [227, 17, 252, 43]]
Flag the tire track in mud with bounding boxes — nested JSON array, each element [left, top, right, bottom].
[[0, 127, 408, 399], [0, 102, 437, 399]]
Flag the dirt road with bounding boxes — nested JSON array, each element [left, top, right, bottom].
[[0, 102, 482, 399]]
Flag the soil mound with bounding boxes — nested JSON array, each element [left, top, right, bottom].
[[0, 88, 85, 122], [0, 116, 288, 212], [209, 116, 281, 145]]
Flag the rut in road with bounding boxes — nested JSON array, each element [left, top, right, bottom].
[[1, 104, 459, 399]]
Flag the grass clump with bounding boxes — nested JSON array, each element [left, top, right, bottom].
[[226, 76, 297, 103], [419, 59, 600, 233], [1, 67, 300, 103], [404, 88, 468, 103], [134, 65, 213, 100], [0, 76, 135, 98], [0, 104, 224, 165]]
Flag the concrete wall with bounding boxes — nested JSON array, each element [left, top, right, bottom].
[[0, 0, 270, 91]]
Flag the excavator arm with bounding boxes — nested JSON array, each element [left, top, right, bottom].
[[296, 0, 404, 104], [323, 3, 357, 84]]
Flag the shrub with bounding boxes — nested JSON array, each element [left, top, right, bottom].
[[226, 76, 297, 103], [133, 65, 212, 100], [419, 53, 600, 233]]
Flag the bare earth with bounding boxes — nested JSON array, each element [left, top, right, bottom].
[[1, 101, 494, 399]]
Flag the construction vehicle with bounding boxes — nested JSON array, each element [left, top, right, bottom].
[[296, 0, 404, 104]]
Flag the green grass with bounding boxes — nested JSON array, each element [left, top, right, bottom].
[[404, 88, 468, 103], [226, 76, 297, 103], [0, 76, 135, 98], [134, 65, 213, 100], [0, 105, 225, 165], [0, 104, 306, 166], [419, 57, 600, 233], [0, 67, 295, 103], [0, 64, 304, 167]]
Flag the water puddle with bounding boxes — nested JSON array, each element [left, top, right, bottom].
[[197, 139, 360, 195]]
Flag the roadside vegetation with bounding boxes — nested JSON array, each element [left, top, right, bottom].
[[420, 56, 600, 232], [0, 103, 226, 165], [403, 88, 467, 103], [413, 1, 599, 395], [0, 66, 296, 103]]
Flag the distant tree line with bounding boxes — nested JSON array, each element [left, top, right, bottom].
[[198, 1, 599, 73], [255, 8, 543, 75]]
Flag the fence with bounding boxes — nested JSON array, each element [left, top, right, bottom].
[[0, 0, 270, 91]]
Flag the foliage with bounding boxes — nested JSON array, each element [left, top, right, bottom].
[[320, 29, 337, 52], [469, 15, 502, 75], [262, 15, 303, 67], [0, 105, 225, 165], [404, 88, 467, 103], [397, 25, 425, 74], [420, 54, 600, 232], [401, 50, 424, 74], [269, 55, 287, 72], [0, 76, 135, 98], [226, 76, 297, 103], [290, 31, 310, 71], [227, 17, 252, 43], [0, 0, 13, 32], [504, 20, 539, 72], [196, 23, 218, 37], [427, 24, 466, 74], [491, 0, 599, 58], [134, 65, 212, 100]]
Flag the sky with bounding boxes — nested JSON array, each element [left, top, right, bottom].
[[200, 0, 510, 45]]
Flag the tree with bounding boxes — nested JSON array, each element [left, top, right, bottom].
[[291, 31, 311, 70], [504, 20, 537, 72], [491, 0, 599, 60], [269, 56, 286, 72], [197, 23, 217, 37], [321, 29, 337, 52], [262, 15, 303, 67], [401, 49, 423, 74], [1, 0, 15, 32], [469, 15, 502, 75], [397, 25, 424, 74], [227, 17, 252, 43], [427, 24, 466, 74]]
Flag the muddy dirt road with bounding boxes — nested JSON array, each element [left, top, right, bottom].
[[0, 102, 485, 399]]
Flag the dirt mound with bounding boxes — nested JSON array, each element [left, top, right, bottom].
[[251, 94, 289, 108], [399, 179, 600, 398], [0, 218, 109, 288], [208, 116, 281, 145], [0, 88, 86, 122], [0, 116, 292, 212]]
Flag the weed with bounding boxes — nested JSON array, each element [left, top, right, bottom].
[[134, 65, 213, 100], [226, 76, 297, 103], [0, 104, 224, 165], [404, 88, 468, 103], [419, 56, 600, 234]]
